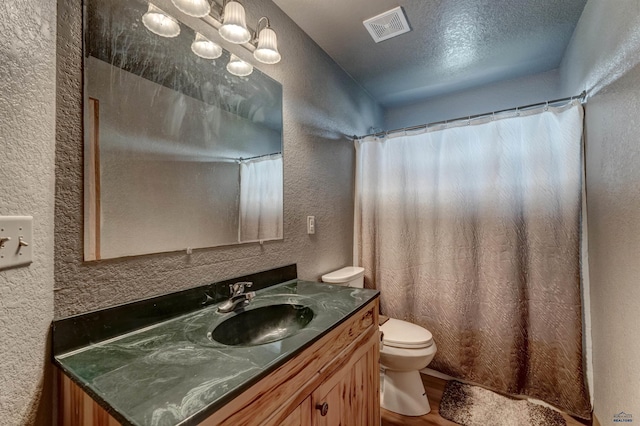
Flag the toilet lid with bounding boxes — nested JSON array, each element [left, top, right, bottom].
[[380, 318, 433, 349], [321, 266, 365, 284]]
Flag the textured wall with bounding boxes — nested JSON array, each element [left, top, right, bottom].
[[0, 0, 56, 423], [384, 69, 561, 130], [581, 64, 640, 425], [55, 0, 383, 317], [560, 0, 640, 98], [560, 0, 640, 422]]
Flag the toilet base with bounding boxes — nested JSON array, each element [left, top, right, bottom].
[[381, 370, 431, 416]]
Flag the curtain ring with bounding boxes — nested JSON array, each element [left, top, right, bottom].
[[544, 101, 549, 111], [467, 116, 471, 125], [492, 112, 495, 121], [516, 107, 520, 116]]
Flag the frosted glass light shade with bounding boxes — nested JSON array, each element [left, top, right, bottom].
[[171, 0, 210, 17], [227, 54, 253, 76], [219, 1, 251, 44], [254, 27, 281, 64], [142, 4, 180, 38], [191, 33, 222, 59]]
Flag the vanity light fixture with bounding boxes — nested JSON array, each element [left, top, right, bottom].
[[171, 0, 211, 18], [219, 0, 252, 44], [142, 4, 181, 38], [144, 1, 283, 70], [227, 54, 253, 76], [191, 32, 223, 59], [252, 17, 281, 64]]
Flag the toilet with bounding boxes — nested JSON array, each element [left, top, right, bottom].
[[321, 266, 437, 417]]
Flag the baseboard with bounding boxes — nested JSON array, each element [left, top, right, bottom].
[[593, 413, 601, 426], [421, 367, 455, 381], [421, 368, 491, 391]]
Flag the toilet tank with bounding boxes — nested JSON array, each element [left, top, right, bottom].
[[321, 266, 365, 288]]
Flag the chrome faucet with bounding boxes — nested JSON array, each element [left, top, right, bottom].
[[217, 281, 255, 313]]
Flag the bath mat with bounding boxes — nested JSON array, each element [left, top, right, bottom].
[[439, 381, 567, 426]]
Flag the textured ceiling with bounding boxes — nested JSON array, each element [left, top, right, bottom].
[[273, 0, 587, 107]]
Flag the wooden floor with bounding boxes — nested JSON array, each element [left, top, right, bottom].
[[381, 374, 590, 426]]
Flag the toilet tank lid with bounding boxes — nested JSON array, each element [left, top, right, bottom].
[[380, 318, 433, 349], [321, 266, 365, 283]]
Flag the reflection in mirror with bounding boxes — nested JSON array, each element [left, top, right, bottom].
[[84, 0, 284, 260]]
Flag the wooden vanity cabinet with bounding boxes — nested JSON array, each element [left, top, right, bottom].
[[310, 340, 379, 426], [59, 298, 380, 426], [210, 297, 380, 425], [274, 323, 379, 426]]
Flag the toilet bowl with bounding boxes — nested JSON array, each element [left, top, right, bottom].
[[321, 266, 437, 417], [379, 318, 437, 416]]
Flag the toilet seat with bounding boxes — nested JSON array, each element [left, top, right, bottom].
[[380, 318, 433, 349]]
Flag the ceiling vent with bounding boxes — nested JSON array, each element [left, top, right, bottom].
[[363, 6, 411, 43]]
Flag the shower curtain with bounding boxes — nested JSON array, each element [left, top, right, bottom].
[[239, 154, 283, 242], [354, 103, 590, 418]]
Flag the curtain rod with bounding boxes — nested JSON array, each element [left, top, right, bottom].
[[238, 152, 282, 161], [352, 91, 587, 141]]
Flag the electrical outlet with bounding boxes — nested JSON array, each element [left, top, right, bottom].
[[307, 216, 315, 234]]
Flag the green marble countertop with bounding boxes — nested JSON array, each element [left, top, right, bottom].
[[55, 280, 379, 426]]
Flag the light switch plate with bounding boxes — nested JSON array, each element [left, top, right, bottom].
[[0, 216, 33, 270], [307, 216, 315, 234]]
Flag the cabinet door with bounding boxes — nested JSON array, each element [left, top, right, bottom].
[[312, 379, 342, 426], [279, 397, 312, 426], [311, 333, 379, 426], [58, 370, 121, 426]]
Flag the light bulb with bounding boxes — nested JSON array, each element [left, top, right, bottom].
[[171, 0, 211, 18], [227, 54, 253, 76], [142, 4, 180, 38], [191, 33, 222, 59], [254, 27, 281, 64], [219, 1, 251, 44]]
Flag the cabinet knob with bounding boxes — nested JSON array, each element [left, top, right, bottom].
[[315, 402, 329, 416]]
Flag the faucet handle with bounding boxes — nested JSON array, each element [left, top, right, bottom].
[[229, 281, 253, 296]]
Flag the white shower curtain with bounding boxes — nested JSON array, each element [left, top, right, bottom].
[[239, 154, 283, 242], [354, 102, 590, 418]]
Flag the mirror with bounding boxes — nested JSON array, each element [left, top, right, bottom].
[[83, 0, 284, 260]]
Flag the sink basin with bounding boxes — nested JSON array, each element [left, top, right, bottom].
[[210, 304, 314, 346]]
